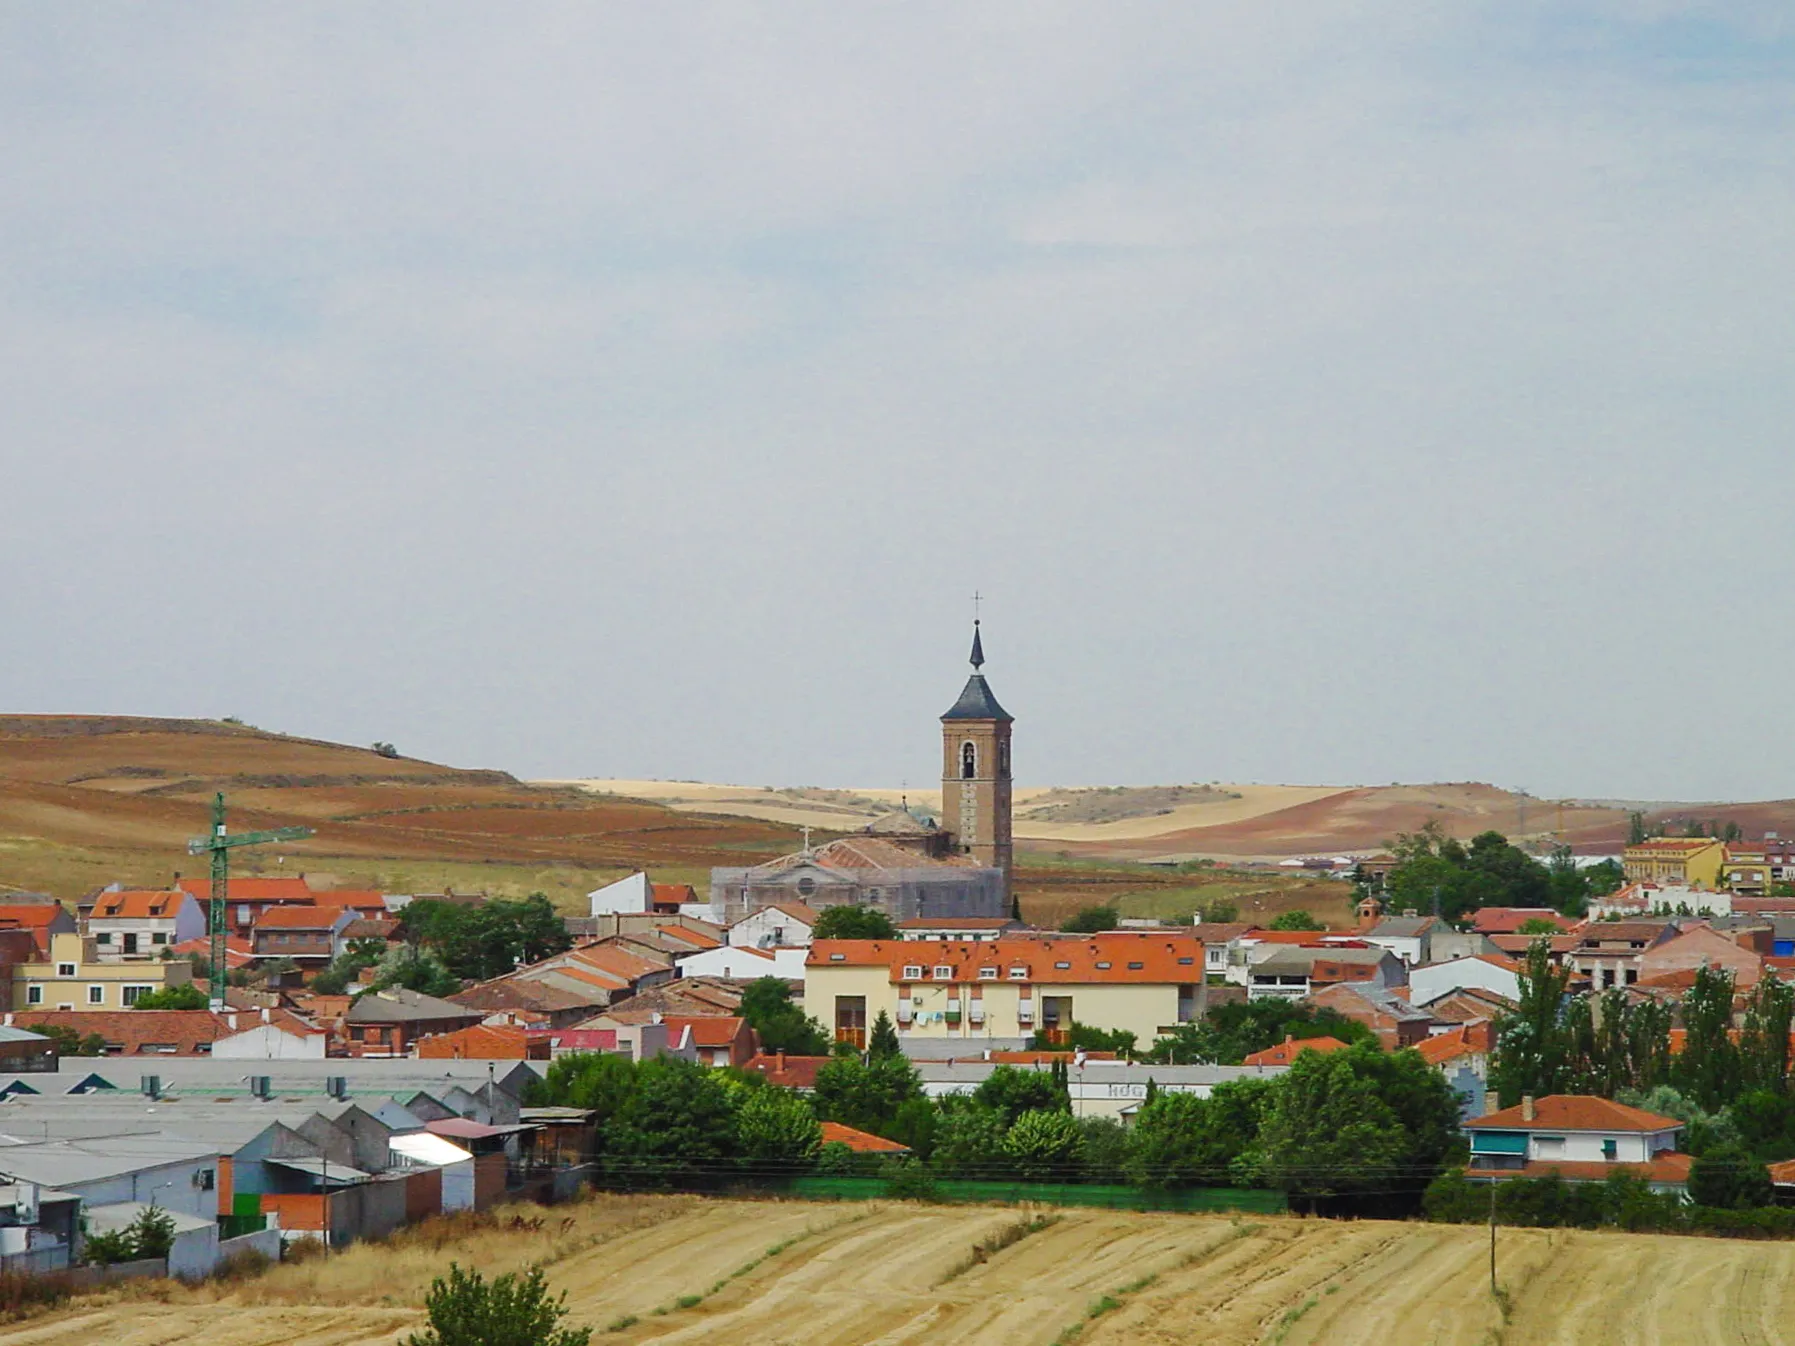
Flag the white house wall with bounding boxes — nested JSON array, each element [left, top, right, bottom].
[[588, 874, 650, 917]]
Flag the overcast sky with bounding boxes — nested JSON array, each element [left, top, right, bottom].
[[3, 5, 1792, 801]]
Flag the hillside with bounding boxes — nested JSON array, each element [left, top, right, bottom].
[[572, 776, 1795, 862], [14, 1195, 1794, 1345], [0, 716, 797, 907]]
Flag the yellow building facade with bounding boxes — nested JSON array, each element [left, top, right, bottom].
[[12, 932, 193, 1011], [804, 933, 1205, 1048], [1621, 839, 1725, 888]]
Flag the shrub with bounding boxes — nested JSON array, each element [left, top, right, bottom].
[[213, 1246, 273, 1281], [284, 1236, 329, 1264], [404, 1262, 592, 1346], [0, 1268, 72, 1319], [883, 1158, 942, 1203]]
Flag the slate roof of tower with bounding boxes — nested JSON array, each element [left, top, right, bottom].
[[941, 673, 1012, 722]]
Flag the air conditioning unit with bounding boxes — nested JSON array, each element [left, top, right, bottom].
[[326, 1076, 348, 1100], [249, 1075, 272, 1100], [140, 1075, 161, 1100]]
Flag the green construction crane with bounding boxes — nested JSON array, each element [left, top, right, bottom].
[[186, 793, 313, 1009]]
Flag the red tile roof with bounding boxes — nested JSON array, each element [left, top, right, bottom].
[[651, 883, 698, 907], [1466, 1095, 1681, 1133], [1242, 1036, 1353, 1067], [0, 906, 68, 928], [809, 933, 1206, 984], [169, 935, 255, 969], [7, 1009, 267, 1055], [819, 1121, 911, 1154], [309, 889, 386, 910], [896, 916, 1015, 929], [743, 1052, 829, 1088], [1470, 908, 1578, 935], [417, 1024, 537, 1059], [176, 876, 313, 902], [1416, 1020, 1497, 1067], [662, 1015, 748, 1048], [90, 890, 192, 920], [255, 905, 346, 930], [1625, 839, 1721, 854], [656, 924, 722, 950]]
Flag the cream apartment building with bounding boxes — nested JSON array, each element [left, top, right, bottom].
[[14, 933, 194, 1011], [804, 933, 1206, 1048]]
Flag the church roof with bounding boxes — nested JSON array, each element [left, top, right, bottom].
[[865, 809, 934, 836], [750, 837, 977, 876], [941, 673, 1011, 722]]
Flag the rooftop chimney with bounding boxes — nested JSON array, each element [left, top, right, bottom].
[[775, 1050, 785, 1073], [1521, 1095, 1536, 1123]]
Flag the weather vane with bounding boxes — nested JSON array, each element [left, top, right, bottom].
[[972, 590, 983, 622]]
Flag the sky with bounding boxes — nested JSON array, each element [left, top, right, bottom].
[[3, 4, 1793, 801]]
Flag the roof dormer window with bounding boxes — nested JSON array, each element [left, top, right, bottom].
[[1008, 966, 1028, 979], [902, 965, 923, 980], [933, 965, 953, 980]]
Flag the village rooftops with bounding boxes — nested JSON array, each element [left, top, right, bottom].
[[1465, 1095, 1681, 1133], [254, 905, 348, 930], [1415, 1020, 1497, 1067], [344, 988, 477, 1024], [1625, 839, 1725, 855], [808, 933, 1206, 984], [176, 876, 313, 903], [752, 836, 979, 875], [1470, 908, 1579, 935]]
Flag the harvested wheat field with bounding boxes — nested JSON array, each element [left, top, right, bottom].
[[7, 1197, 1795, 1346]]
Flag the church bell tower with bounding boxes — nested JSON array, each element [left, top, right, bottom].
[[940, 621, 1013, 896]]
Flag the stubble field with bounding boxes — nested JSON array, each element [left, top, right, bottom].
[[7, 1196, 1794, 1346]]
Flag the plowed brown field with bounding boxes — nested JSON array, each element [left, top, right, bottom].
[[10, 1197, 1795, 1346]]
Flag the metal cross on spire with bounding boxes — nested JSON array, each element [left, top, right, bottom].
[[971, 590, 983, 622]]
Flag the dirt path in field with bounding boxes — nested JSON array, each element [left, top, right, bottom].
[[8, 1201, 1795, 1346]]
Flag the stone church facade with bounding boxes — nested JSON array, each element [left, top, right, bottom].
[[708, 625, 1014, 925]]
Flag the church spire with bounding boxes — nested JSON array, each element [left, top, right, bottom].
[[969, 619, 985, 671]]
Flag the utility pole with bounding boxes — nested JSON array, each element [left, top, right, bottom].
[[1488, 1178, 1498, 1294], [187, 793, 313, 1010]]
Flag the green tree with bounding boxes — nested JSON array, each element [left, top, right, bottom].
[[928, 1099, 1007, 1177], [867, 1009, 902, 1060], [368, 945, 463, 999], [128, 1206, 177, 1260], [1674, 965, 1740, 1113], [529, 1052, 637, 1133], [1078, 1116, 1129, 1183], [606, 1057, 738, 1184], [1490, 937, 1574, 1107], [1737, 975, 1794, 1097], [810, 905, 898, 940], [972, 1065, 1067, 1124], [1628, 812, 1648, 845], [810, 1054, 922, 1136], [1001, 1109, 1086, 1180], [1145, 1001, 1373, 1065], [130, 984, 208, 1010], [1728, 1090, 1795, 1163], [1255, 1051, 1407, 1199], [1124, 1080, 1269, 1189], [733, 1086, 822, 1168], [405, 1263, 592, 1346], [1516, 918, 1562, 935], [1268, 910, 1323, 931], [1059, 906, 1119, 934], [739, 977, 830, 1056], [39, 1025, 106, 1057], [1687, 1143, 1773, 1210]]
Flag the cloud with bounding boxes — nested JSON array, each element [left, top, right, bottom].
[[1, 3, 1791, 800]]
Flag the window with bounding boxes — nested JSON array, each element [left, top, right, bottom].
[[902, 965, 923, 980], [87, 985, 104, 1005], [933, 965, 953, 980], [978, 967, 998, 980], [1054, 960, 1071, 970], [1602, 1139, 1618, 1160], [1179, 957, 1195, 965], [94, 932, 111, 945], [1128, 961, 1144, 970], [55, 963, 75, 978], [151, 933, 167, 945], [961, 742, 976, 779], [25, 985, 42, 1006], [122, 985, 155, 1007], [196, 1169, 215, 1191], [1095, 961, 1111, 970], [1008, 967, 1029, 980], [797, 877, 816, 898], [829, 952, 845, 962], [999, 741, 1011, 778]]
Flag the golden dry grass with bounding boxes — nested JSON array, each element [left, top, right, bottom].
[[13, 1198, 1795, 1346]]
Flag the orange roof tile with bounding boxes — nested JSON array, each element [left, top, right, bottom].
[[1416, 1020, 1497, 1067], [743, 1053, 829, 1089], [1466, 1095, 1681, 1133], [819, 1121, 911, 1154], [809, 933, 1206, 984], [651, 883, 698, 906], [255, 905, 347, 930], [663, 1015, 748, 1048], [656, 925, 722, 950], [176, 876, 313, 902], [90, 890, 193, 920], [1241, 1036, 1353, 1067], [0, 906, 66, 928]]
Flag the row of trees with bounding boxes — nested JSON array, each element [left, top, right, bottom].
[[1492, 942, 1795, 1118], [1371, 823, 1622, 922], [530, 1029, 1464, 1205], [306, 894, 575, 998]]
